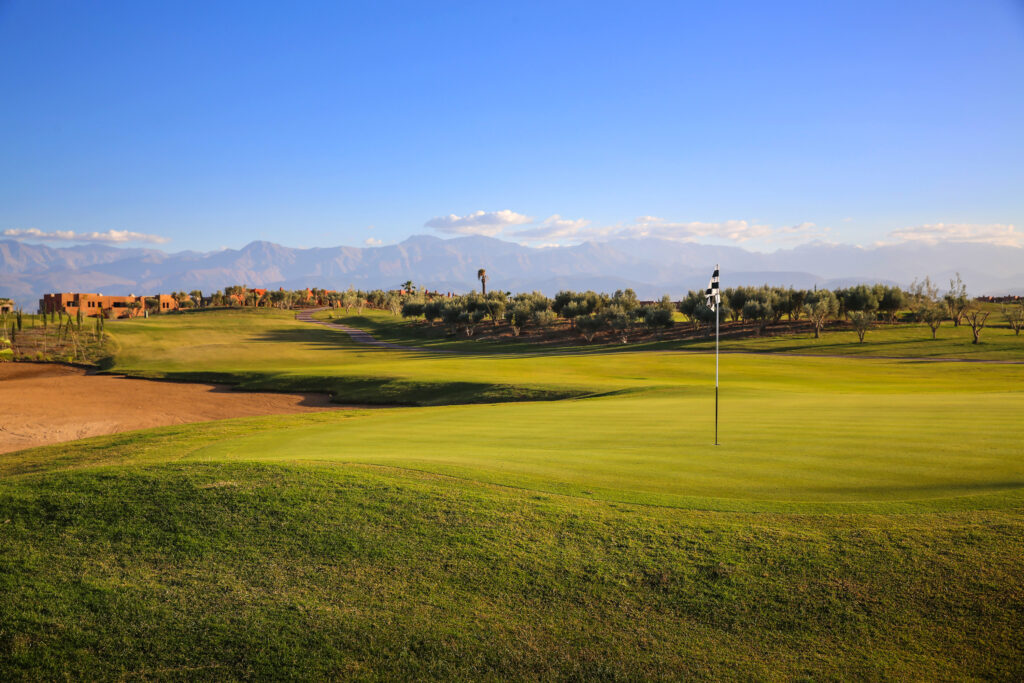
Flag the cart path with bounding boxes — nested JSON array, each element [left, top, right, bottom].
[[295, 309, 456, 352]]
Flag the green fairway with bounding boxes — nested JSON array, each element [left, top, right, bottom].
[[3, 308, 1023, 677], [98, 309, 1024, 511], [192, 389, 1024, 512], [314, 307, 1024, 360], [684, 320, 1024, 361]]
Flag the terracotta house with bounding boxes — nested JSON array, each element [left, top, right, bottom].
[[39, 292, 179, 318]]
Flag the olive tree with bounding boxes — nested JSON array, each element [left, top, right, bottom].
[[531, 308, 558, 331], [386, 293, 402, 317], [742, 300, 772, 335], [963, 306, 990, 344], [788, 289, 808, 321], [504, 304, 531, 336], [483, 292, 507, 326], [803, 290, 838, 338], [944, 274, 969, 327], [909, 277, 945, 339], [839, 285, 878, 319], [921, 305, 945, 339], [642, 295, 675, 339], [342, 288, 362, 313], [849, 310, 872, 343], [458, 308, 486, 336], [609, 289, 640, 318], [678, 291, 708, 332], [440, 301, 464, 335], [1003, 303, 1024, 336], [401, 301, 424, 319], [725, 287, 748, 322], [574, 314, 603, 343], [599, 305, 632, 343], [876, 285, 906, 324], [422, 300, 443, 326], [773, 291, 794, 322]]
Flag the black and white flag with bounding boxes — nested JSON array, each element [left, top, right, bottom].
[[705, 266, 720, 311]]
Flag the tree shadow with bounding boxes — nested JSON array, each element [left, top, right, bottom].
[[812, 480, 1024, 498]]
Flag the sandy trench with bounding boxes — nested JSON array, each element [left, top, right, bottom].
[[0, 363, 355, 455]]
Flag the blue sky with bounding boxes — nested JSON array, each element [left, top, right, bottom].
[[1, 0, 1022, 252]]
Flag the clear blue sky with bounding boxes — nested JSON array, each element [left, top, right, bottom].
[[1, 0, 1022, 252]]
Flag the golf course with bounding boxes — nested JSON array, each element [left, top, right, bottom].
[[2, 308, 1023, 678]]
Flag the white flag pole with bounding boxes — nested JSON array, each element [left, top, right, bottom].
[[715, 263, 719, 446]]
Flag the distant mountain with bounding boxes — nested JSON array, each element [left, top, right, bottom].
[[1, 235, 1021, 309]]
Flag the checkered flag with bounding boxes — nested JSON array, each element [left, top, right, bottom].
[[705, 266, 720, 311]]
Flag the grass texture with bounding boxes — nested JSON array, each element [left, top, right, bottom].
[[1, 308, 1022, 678]]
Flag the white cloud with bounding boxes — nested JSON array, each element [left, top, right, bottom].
[[422, 210, 830, 248], [618, 217, 824, 244], [3, 228, 170, 244], [504, 215, 828, 248], [364, 237, 383, 246], [511, 215, 597, 243], [424, 209, 533, 236], [888, 223, 1022, 248], [623, 217, 776, 243]]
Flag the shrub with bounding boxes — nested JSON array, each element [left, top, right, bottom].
[[401, 302, 424, 319]]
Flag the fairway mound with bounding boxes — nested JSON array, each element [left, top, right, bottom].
[[0, 363, 354, 454]]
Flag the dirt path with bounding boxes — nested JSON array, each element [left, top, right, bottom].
[[295, 309, 454, 352], [0, 364, 359, 455]]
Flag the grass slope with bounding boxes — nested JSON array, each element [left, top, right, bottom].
[[2, 309, 1022, 677], [102, 309, 593, 405], [2, 437, 1023, 679]]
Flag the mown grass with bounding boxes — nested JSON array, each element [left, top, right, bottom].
[[2, 308, 1022, 677], [320, 307, 1024, 360], [684, 320, 1024, 361], [2, 446, 1023, 679], [94, 309, 1024, 509], [100, 309, 591, 405]]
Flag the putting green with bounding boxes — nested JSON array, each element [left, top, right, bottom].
[[97, 310, 1024, 511], [191, 357, 1024, 512]]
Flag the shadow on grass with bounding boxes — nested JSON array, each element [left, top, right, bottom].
[[252, 324, 677, 361], [114, 361, 591, 407], [252, 325, 453, 360], [813, 479, 1024, 499], [278, 318, 1024, 364]]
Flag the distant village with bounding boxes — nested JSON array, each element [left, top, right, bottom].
[[1, 282, 1019, 322], [31, 286, 453, 319]]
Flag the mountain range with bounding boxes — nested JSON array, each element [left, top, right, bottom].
[[1, 235, 1021, 309]]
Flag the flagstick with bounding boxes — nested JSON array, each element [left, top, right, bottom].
[[714, 265, 720, 446]]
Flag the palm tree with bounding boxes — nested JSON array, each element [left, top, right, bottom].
[[477, 269, 488, 296]]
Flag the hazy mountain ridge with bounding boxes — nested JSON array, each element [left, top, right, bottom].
[[1, 235, 1021, 309]]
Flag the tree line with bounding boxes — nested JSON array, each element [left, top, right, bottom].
[[156, 274, 1023, 346], [395, 274, 1022, 345]]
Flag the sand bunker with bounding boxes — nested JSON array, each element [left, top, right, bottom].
[[0, 363, 350, 454]]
